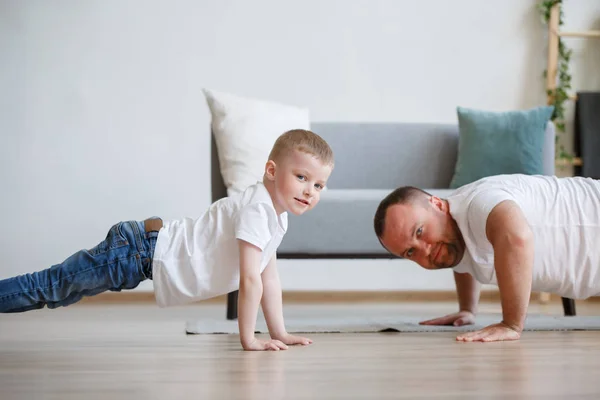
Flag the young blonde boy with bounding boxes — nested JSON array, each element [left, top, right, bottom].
[[0, 129, 334, 351]]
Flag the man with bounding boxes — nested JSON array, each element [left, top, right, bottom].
[[373, 174, 600, 342]]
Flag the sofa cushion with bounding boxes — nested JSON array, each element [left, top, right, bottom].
[[204, 88, 310, 196], [310, 123, 459, 190], [450, 106, 554, 189], [278, 188, 455, 256]]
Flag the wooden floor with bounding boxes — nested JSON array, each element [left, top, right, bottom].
[[1, 300, 600, 400]]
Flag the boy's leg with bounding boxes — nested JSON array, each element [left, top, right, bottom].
[[0, 220, 158, 313]]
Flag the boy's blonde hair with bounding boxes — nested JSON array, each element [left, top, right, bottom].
[[268, 129, 334, 167]]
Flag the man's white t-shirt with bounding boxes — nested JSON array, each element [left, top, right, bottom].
[[448, 174, 600, 299], [152, 182, 288, 307]]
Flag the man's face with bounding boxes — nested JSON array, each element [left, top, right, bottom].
[[379, 197, 465, 270]]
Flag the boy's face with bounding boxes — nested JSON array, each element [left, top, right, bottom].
[[266, 150, 333, 216]]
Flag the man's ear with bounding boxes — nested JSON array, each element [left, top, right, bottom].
[[429, 196, 447, 212], [264, 160, 276, 181]]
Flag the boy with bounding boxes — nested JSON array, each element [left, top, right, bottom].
[[0, 129, 334, 351]]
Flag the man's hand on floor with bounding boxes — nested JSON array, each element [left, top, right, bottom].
[[419, 310, 475, 327], [455, 322, 521, 342]]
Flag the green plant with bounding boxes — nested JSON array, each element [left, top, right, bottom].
[[538, 0, 574, 162]]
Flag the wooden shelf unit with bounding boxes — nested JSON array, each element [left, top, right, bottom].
[[541, 3, 598, 303], [546, 3, 600, 169]]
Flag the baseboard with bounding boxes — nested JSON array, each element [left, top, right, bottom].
[[79, 289, 530, 305], [79, 292, 226, 304], [78, 289, 596, 305], [283, 290, 464, 303]]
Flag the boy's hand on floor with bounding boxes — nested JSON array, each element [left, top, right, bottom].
[[274, 333, 313, 346], [242, 338, 289, 351]]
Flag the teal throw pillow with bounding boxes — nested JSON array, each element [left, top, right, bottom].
[[450, 105, 554, 189]]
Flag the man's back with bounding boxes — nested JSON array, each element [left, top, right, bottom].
[[448, 174, 600, 299]]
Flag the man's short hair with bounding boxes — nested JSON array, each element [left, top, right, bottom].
[[269, 129, 334, 167], [373, 186, 432, 238]]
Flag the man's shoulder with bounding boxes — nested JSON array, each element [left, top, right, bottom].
[[449, 175, 527, 203], [448, 177, 520, 238]]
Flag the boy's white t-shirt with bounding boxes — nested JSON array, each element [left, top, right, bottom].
[[152, 182, 288, 307], [448, 174, 600, 300]]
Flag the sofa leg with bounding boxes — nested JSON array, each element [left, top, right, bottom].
[[561, 297, 576, 316], [226, 290, 239, 320]]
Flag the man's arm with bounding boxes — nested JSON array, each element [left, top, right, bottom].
[[260, 254, 312, 346], [487, 200, 534, 331], [237, 240, 288, 351], [420, 271, 480, 326], [455, 271, 481, 315], [456, 200, 534, 342]]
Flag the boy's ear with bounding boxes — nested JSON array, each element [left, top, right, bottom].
[[264, 160, 276, 181]]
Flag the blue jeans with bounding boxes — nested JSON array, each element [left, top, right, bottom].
[[0, 220, 157, 313]]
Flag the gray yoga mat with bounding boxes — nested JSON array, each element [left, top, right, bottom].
[[185, 314, 600, 334]]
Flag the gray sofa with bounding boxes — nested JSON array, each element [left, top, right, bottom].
[[212, 121, 576, 318], [280, 123, 467, 257]]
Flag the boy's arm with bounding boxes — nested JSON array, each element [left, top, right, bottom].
[[237, 240, 288, 351], [260, 254, 312, 346], [259, 254, 285, 338]]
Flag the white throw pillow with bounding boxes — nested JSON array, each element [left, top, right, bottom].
[[203, 89, 310, 196]]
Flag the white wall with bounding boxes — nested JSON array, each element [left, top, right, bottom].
[[1, 0, 599, 292]]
